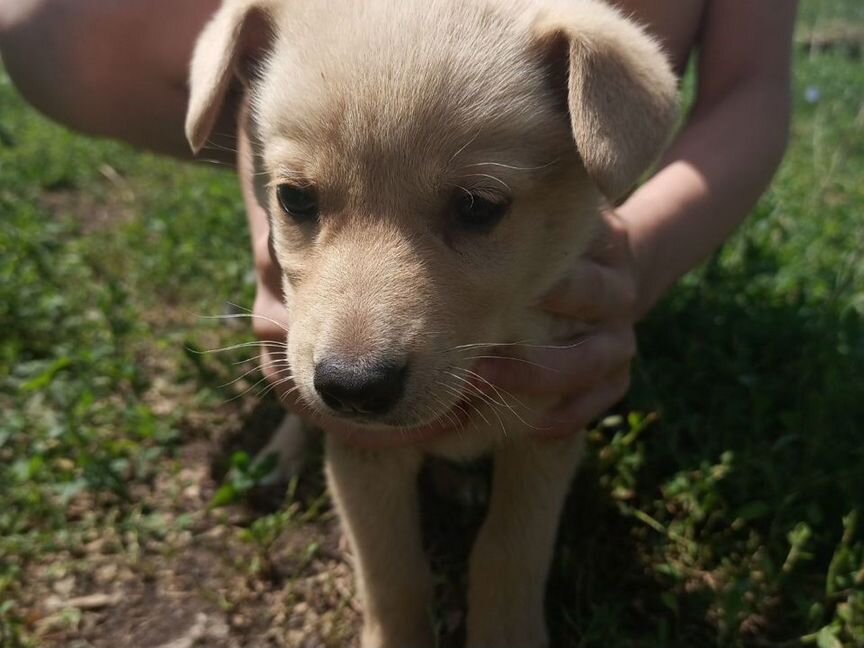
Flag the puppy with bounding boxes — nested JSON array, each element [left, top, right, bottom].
[[186, 1, 677, 646]]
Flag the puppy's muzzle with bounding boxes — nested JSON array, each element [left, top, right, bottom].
[[313, 357, 408, 418]]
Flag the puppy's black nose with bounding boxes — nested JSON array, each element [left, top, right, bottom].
[[313, 358, 408, 417]]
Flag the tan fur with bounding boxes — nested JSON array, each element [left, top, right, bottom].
[[186, 1, 677, 646]]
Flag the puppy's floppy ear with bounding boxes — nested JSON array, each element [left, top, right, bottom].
[[532, 1, 679, 200], [185, 0, 275, 154]]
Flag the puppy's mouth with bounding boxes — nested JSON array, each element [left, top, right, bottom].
[[316, 393, 478, 447], [316, 390, 475, 429]]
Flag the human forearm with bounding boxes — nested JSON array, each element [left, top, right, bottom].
[[620, 0, 797, 318], [621, 79, 791, 317]]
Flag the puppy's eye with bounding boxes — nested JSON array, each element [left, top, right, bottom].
[[277, 184, 318, 223], [453, 193, 510, 232]]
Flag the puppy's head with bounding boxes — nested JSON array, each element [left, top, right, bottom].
[[187, 0, 677, 433]]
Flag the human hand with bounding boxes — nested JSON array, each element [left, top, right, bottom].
[[474, 210, 639, 437], [248, 243, 297, 404]]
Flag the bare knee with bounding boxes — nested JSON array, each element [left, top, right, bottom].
[[0, 0, 221, 156], [1, 1, 106, 133]]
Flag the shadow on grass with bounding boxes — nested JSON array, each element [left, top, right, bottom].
[[207, 396, 287, 482], [544, 242, 863, 646], [636, 243, 863, 535]]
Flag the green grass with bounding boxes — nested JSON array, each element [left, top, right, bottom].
[[1, 3, 863, 646], [0, 69, 256, 647], [798, 0, 864, 29]]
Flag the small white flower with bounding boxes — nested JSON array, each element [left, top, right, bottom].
[[804, 86, 822, 104]]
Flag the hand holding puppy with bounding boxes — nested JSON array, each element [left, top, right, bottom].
[[475, 210, 638, 438]]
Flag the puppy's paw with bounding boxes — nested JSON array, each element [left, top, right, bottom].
[[465, 622, 548, 648], [466, 541, 548, 648], [252, 414, 313, 486], [360, 620, 435, 648]]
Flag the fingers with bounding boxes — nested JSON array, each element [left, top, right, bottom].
[[542, 259, 636, 321], [474, 327, 636, 397], [251, 300, 289, 342], [256, 345, 301, 414], [534, 367, 632, 439], [250, 269, 290, 342], [542, 211, 636, 321], [589, 209, 632, 265]]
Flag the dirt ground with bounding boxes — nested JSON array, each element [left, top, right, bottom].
[[18, 387, 492, 648], [22, 432, 359, 648]]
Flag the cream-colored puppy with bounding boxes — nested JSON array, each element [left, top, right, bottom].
[[186, 1, 677, 646]]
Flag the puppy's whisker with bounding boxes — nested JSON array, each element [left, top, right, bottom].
[[450, 387, 490, 427], [276, 384, 302, 404], [462, 354, 562, 373], [285, 395, 314, 419], [459, 173, 510, 191], [455, 365, 540, 418], [453, 367, 550, 431], [439, 380, 491, 427], [444, 395, 480, 426], [461, 159, 559, 172], [446, 372, 506, 434], [454, 184, 474, 199], [426, 392, 462, 431], [218, 358, 289, 389], [221, 372, 282, 403], [451, 366, 541, 432], [224, 302, 253, 313], [233, 353, 265, 366], [446, 340, 522, 351], [233, 350, 287, 366], [414, 402, 444, 431], [446, 338, 589, 353], [446, 129, 482, 167], [194, 158, 236, 169], [448, 408, 468, 435], [200, 309, 291, 334], [264, 171, 316, 189], [431, 383, 470, 433], [208, 130, 239, 141], [188, 340, 288, 355], [254, 356, 292, 373], [274, 386, 306, 411], [263, 377, 299, 401], [447, 370, 507, 410], [223, 301, 291, 326], [200, 141, 239, 154], [255, 372, 297, 399]]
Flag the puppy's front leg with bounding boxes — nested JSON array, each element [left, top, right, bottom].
[[466, 434, 585, 648], [325, 437, 433, 648]]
